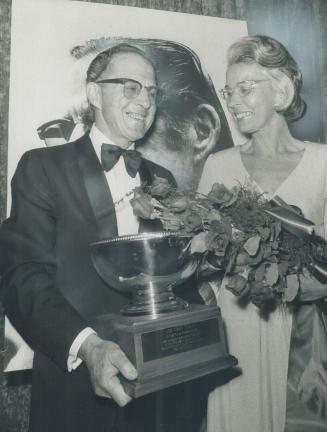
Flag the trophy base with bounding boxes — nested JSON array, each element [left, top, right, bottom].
[[121, 355, 237, 398], [92, 304, 237, 398]]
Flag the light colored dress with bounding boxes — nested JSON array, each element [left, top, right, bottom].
[[197, 143, 327, 432]]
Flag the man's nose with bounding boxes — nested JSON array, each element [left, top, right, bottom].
[[135, 87, 152, 108]]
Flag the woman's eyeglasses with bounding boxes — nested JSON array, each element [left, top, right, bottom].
[[95, 78, 163, 103], [220, 79, 269, 101]]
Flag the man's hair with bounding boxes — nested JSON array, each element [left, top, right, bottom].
[[86, 43, 155, 83], [72, 37, 233, 152], [227, 35, 305, 122]]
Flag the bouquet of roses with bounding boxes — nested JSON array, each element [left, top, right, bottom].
[[130, 175, 327, 313]]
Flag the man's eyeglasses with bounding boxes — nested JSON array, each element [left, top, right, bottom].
[[220, 79, 269, 101], [95, 78, 163, 103]]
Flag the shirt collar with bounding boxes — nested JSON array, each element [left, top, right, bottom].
[[89, 125, 135, 162]]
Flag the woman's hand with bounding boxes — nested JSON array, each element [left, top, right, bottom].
[[297, 271, 327, 302]]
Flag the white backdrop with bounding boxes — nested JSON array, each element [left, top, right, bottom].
[[5, 0, 247, 371]]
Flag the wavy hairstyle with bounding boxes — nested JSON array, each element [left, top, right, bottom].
[[227, 35, 306, 122]]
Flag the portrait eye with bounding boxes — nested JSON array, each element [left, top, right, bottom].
[[148, 87, 158, 99]]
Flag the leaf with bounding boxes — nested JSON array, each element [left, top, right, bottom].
[[247, 246, 264, 266], [270, 222, 281, 241], [262, 244, 273, 259], [221, 193, 238, 208], [189, 232, 210, 254], [255, 264, 266, 282], [243, 235, 261, 256], [284, 274, 299, 302], [206, 210, 222, 223], [225, 245, 239, 273], [278, 262, 289, 277], [257, 227, 271, 241], [225, 274, 248, 296], [265, 263, 279, 286], [198, 282, 218, 306], [236, 253, 250, 266], [232, 228, 247, 242]]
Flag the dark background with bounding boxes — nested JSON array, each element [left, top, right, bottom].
[[0, 0, 326, 430]]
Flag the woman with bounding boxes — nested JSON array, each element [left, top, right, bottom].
[[198, 35, 327, 432]]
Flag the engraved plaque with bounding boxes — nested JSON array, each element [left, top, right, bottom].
[[142, 319, 220, 361]]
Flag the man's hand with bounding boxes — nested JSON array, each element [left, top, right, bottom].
[[78, 334, 137, 407]]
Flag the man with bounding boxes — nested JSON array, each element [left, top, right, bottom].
[[39, 38, 234, 189], [0, 44, 176, 432]]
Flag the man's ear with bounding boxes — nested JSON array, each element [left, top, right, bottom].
[[86, 82, 102, 110], [193, 104, 221, 164]]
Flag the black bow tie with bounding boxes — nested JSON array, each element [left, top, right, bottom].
[[101, 143, 142, 178]]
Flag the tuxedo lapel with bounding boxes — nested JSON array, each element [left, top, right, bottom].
[[75, 134, 118, 239], [138, 159, 153, 186]]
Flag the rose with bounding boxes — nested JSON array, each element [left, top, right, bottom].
[[238, 209, 267, 232], [169, 196, 190, 213], [208, 183, 237, 207], [249, 280, 276, 310], [130, 193, 154, 219], [182, 210, 202, 232], [149, 175, 172, 198], [211, 232, 230, 256], [208, 220, 232, 256], [161, 214, 183, 231]]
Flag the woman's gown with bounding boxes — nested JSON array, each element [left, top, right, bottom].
[[197, 144, 327, 432]]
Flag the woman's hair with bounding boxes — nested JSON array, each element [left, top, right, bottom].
[[227, 35, 306, 122]]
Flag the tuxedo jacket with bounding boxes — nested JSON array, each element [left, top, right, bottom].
[[0, 132, 176, 369], [0, 134, 208, 432]]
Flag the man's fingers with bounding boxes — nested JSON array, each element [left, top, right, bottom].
[[109, 346, 137, 380], [105, 375, 132, 407], [82, 339, 137, 404]]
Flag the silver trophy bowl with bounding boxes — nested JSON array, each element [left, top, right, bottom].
[[89, 231, 199, 316]]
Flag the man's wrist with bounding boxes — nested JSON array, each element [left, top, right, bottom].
[[67, 327, 97, 371], [78, 333, 103, 364]]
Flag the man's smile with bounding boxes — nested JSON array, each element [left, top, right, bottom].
[[126, 112, 147, 121]]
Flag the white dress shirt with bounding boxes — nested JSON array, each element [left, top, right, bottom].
[[67, 125, 141, 371]]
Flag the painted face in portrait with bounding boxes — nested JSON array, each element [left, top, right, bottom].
[[87, 52, 157, 147], [224, 62, 278, 135]]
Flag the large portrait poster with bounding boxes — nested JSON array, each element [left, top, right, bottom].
[[5, 0, 247, 371]]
